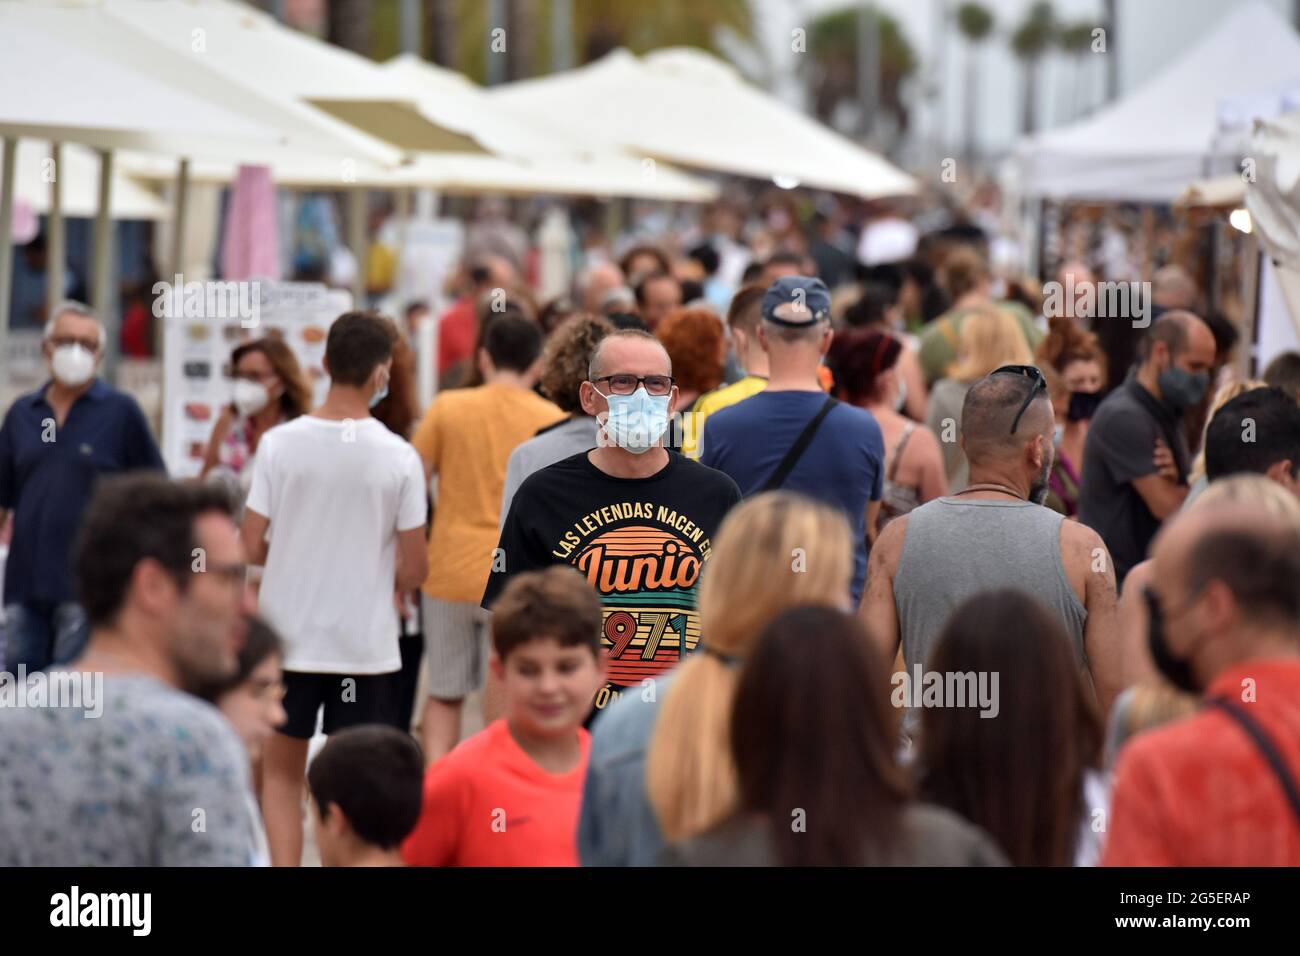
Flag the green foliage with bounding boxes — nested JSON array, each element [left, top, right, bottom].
[[1056, 21, 1096, 55], [956, 3, 995, 43], [1011, 1, 1055, 60]]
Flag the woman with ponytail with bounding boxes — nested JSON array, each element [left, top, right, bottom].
[[576, 492, 854, 865]]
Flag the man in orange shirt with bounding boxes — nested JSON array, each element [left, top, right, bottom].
[[1104, 503, 1300, 865], [412, 315, 564, 762], [402, 567, 605, 867]]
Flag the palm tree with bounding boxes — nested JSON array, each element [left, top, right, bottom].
[[1055, 21, 1096, 121], [446, 0, 752, 83], [804, 5, 918, 149], [955, 3, 994, 161], [1010, 1, 1055, 135]]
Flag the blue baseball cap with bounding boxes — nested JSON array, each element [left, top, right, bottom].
[[762, 276, 831, 327]]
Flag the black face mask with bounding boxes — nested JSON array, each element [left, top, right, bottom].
[[1143, 587, 1201, 695], [1066, 390, 1103, 422]]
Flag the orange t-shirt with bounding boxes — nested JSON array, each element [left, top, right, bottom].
[[412, 382, 564, 603], [1103, 658, 1300, 866], [401, 719, 591, 867]]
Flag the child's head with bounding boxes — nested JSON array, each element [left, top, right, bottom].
[[197, 615, 287, 764], [489, 566, 606, 738], [307, 726, 424, 866]]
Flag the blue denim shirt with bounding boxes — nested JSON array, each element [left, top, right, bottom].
[[577, 675, 675, 867]]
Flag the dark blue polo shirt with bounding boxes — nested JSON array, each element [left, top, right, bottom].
[[0, 379, 165, 606]]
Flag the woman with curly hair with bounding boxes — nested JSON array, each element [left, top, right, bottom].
[[500, 312, 615, 517], [655, 306, 727, 455]]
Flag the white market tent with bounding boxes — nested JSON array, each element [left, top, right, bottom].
[[97, 0, 492, 159], [1246, 111, 1300, 363], [1016, 1, 1300, 202], [3, 141, 168, 220], [1, 0, 404, 166], [0, 0, 404, 384], [490, 47, 917, 200]]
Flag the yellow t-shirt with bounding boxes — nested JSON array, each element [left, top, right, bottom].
[[412, 383, 564, 603], [685, 375, 768, 459]]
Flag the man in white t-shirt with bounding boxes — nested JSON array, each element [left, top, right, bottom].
[[242, 311, 428, 867]]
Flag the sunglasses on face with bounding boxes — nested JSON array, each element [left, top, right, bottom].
[[591, 374, 676, 397], [993, 364, 1048, 435]]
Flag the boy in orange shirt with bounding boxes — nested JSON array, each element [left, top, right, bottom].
[[402, 566, 606, 867]]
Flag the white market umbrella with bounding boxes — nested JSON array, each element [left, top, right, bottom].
[[490, 47, 917, 200]]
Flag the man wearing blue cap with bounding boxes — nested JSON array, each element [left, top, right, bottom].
[[701, 277, 885, 603]]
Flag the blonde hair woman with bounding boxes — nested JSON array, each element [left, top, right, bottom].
[[924, 306, 1034, 491], [577, 492, 854, 864]]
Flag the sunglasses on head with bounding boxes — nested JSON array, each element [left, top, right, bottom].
[[992, 364, 1048, 435]]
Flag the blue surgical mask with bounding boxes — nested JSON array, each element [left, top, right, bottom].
[[597, 386, 671, 454]]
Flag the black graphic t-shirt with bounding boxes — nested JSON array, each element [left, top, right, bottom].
[[482, 450, 742, 713]]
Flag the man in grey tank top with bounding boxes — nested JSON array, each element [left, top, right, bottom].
[[863, 368, 1123, 717]]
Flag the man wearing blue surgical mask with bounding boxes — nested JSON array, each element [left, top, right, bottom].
[[483, 330, 741, 720], [1078, 311, 1217, 584], [0, 301, 164, 672]]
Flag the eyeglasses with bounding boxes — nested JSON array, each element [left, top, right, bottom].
[[48, 335, 101, 353], [591, 374, 675, 396], [992, 364, 1048, 435]]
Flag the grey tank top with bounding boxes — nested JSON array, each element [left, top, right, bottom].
[[893, 497, 1088, 672]]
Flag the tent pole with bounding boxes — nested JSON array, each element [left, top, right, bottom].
[[171, 158, 191, 278], [349, 186, 366, 306], [47, 142, 65, 322], [0, 136, 18, 398], [93, 148, 118, 381]]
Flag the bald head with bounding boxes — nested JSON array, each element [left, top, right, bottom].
[[587, 329, 671, 381], [1056, 260, 1096, 289], [961, 371, 1054, 462], [1141, 310, 1216, 367], [579, 261, 625, 312], [1154, 504, 1300, 632], [1153, 265, 1199, 311]]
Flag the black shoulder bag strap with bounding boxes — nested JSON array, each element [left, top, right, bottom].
[[1207, 698, 1300, 827], [760, 397, 839, 492]]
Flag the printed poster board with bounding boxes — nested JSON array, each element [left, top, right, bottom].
[[159, 279, 352, 477]]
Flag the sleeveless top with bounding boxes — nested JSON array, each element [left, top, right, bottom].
[[893, 497, 1088, 675], [880, 422, 921, 528]]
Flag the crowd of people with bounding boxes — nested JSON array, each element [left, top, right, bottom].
[[2, 199, 1300, 868]]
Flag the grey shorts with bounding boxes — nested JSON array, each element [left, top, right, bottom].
[[422, 595, 493, 700]]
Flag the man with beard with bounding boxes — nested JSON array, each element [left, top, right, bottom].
[[863, 367, 1122, 724], [0, 474, 259, 865]]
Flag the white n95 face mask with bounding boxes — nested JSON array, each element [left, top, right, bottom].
[[232, 380, 271, 416], [50, 344, 96, 387]]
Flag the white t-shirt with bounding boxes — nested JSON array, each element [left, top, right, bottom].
[[245, 416, 427, 674]]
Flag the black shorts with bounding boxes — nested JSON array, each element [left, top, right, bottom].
[[278, 671, 398, 739]]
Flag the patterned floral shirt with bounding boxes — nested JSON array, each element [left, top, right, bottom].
[[0, 672, 257, 866]]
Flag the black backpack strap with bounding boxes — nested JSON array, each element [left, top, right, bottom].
[[1207, 698, 1300, 826], [760, 397, 839, 492]]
